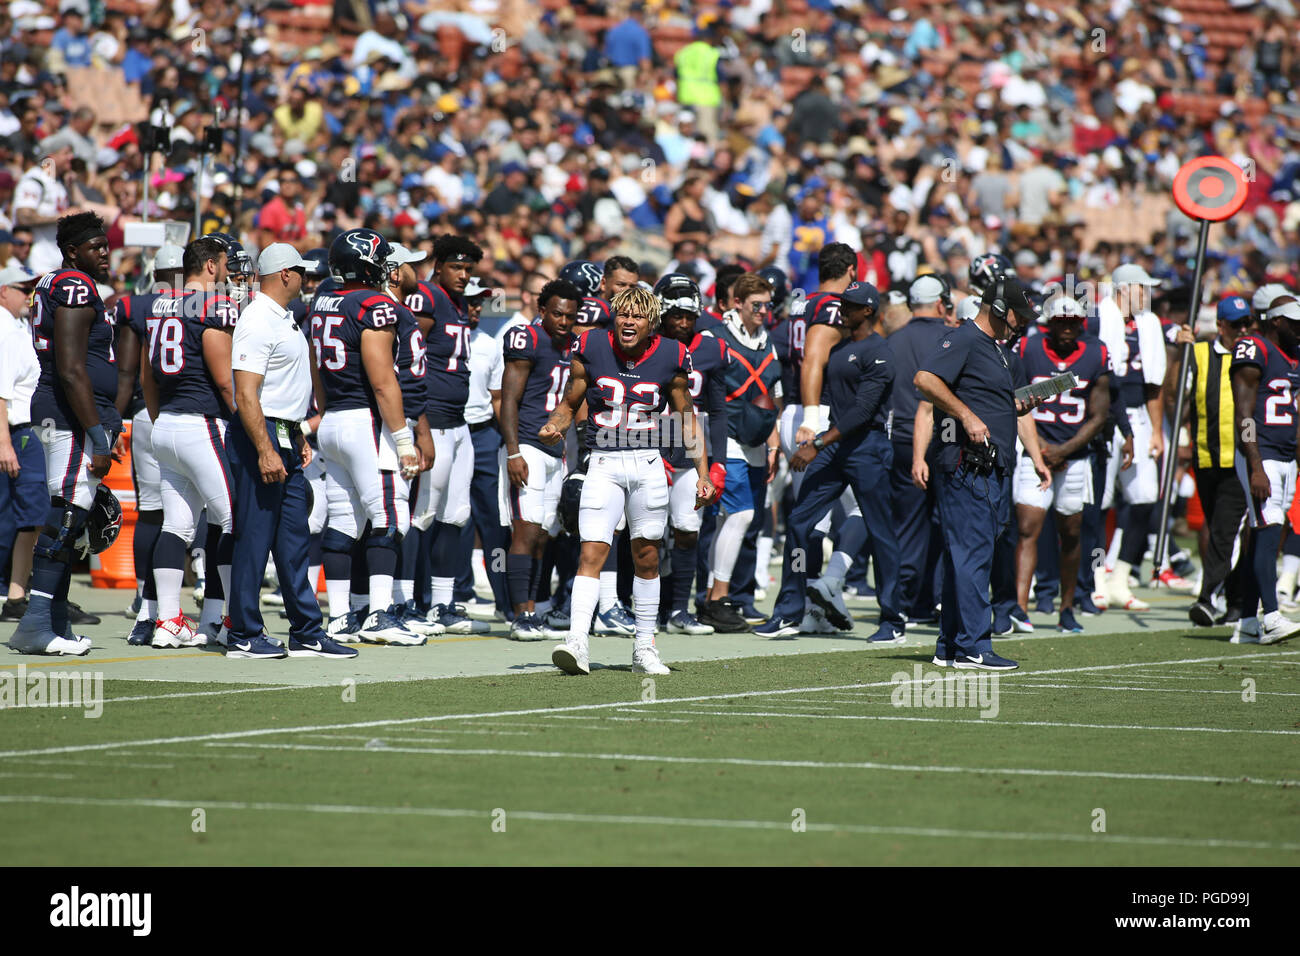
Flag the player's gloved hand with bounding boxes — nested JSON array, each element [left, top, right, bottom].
[[709, 461, 726, 495]]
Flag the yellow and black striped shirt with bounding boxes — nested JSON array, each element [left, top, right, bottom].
[[1191, 339, 1235, 469]]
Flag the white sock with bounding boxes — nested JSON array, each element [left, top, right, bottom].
[[395, 579, 414, 603], [431, 576, 454, 608], [155, 568, 184, 621], [1283, 555, 1300, 577], [632, 576, 659, 651], [472, 547, 489, 588], [598, 570, 619, 613], [712, 510, 753, 585], [569, 574, 600, 645], [756, 535, 773, 579], [1106, 528, 1122, 569], [325, 580, 350, 618], [824, 550, 851, 587], [307, 564, 321, 595], [136, 598, 157, 623], [370, 574, 394, 613]]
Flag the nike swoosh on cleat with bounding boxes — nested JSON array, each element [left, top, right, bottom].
[[233, 642, 251, 652], [966, 654, 982, 664], [300, 642, 322, 651]]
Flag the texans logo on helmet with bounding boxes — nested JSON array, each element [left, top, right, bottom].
[[346, 232, 383, 262]]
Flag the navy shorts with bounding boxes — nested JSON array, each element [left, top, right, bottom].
[[3, 426, 48, 528]]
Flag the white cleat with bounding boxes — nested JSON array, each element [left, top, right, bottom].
[[151, 615, 196, 648], [359, 610, 426, 646], [809, 576, 853, 630], [632, 644, 670, 675], [1230, 617, 1260, 644], [798, 606, 843, 634], [1259, 610, 1300, 645], [44, 635, 92, 656], [552, 640, 590, 675]]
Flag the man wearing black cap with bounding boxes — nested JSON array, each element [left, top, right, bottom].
[[760, 281, 903, 641], [914, 276, 1049, 670]]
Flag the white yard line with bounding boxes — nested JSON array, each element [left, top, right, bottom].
[[201, 740, 1299, 787], [0, 650, 1292, 761], [0, 793, 1292, 851], [1008, 682, 1300, 696], [659, 708, 1300, 737]]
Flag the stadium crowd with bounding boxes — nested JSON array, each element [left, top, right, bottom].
[[2, 0, 1300, 669]]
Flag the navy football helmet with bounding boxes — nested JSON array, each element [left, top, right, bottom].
[[559, 260, 604, 298], [329, 228, 393, 287]]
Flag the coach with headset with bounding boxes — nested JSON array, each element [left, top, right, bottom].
[[885, 273, 955, 623], [914, 275, 1048, 671]]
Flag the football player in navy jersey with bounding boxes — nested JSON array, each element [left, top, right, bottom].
[[1230, 293, 1300, 645], [499, 278, 581, 640], [655, 273, 729, 635], [137, 237, 241, 648], [311, 228, 423, 646], [113, 244, 184, 645], [12, 213, 120, 655], [404, 234, 484, 633], [541, 287, 716, 675], [1013, 296, 1112, 634], [384, 244, 441, 636]]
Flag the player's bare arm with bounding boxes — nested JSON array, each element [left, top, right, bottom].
[[500, 356, 532, 486], [53, 303, 110, 478], [360, 325, 418, 477], [540, 354, 586, 444], [1017, 414, 1051, 490], [202, 327, 236, 414], [414, 413, 434, 471], [114, 323, 140, 419], [1232, 363, 1269, 500], [795, 322, 838, 444]]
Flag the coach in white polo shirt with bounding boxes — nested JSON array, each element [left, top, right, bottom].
[[456, 276, 510, 613], [223, 243, 354, 660], [0, 264, 45, 618]]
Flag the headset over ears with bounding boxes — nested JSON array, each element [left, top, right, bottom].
[[988, 275, 1008, 323]]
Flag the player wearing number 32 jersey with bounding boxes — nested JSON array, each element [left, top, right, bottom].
[[1230, 295, 1300, 645], [540, 286, 716, 676]]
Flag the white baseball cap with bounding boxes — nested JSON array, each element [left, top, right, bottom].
[[0, 264, 38, 288], [1045, 296, 1088, 320], [154, 244, 184, 272], [1253, 282, 1291, 313], [463, 276, 494, 298], [1111, 263, 1161, 287], [955, 298, 980, 322], [257, 243, 309, 275], [908, 274, 948, 306], [387, 243, 427, 266]]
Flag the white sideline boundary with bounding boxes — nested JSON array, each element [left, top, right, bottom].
[[0, 794, 1294, 852], [202, 740, 1299, 787], [0, 650, 1293, 761]]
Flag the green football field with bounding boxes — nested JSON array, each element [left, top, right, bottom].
[[1, 581, 1297, 866]]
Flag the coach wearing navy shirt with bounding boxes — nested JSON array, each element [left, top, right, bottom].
[[226, 244, 355, 660], [915, 276, 1049, 671]]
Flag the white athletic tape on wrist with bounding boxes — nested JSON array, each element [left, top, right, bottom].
[[802, 406, 821, 432]]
